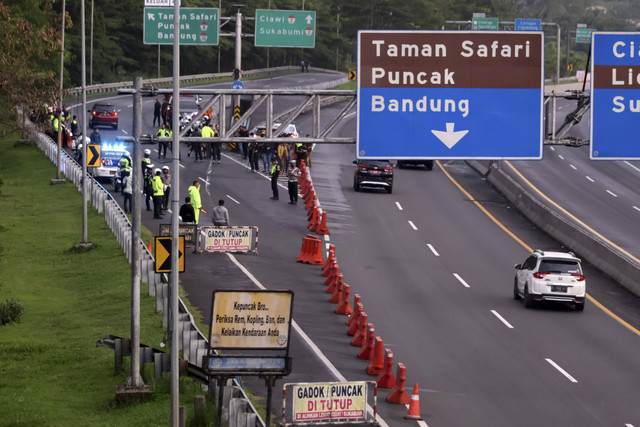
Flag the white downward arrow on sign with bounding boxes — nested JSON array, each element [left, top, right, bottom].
[[431, 123, 469, 149]]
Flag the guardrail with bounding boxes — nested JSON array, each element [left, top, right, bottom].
[[20, 112, 265, 427], [67, 66, 343, 97]]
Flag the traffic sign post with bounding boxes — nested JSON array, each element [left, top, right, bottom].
[[356, 30, 544, 160], [154, 235, 185, 273], [86, 144, 100, 167], [143, 7, 219, 45], [472, 17, 499, 31], [515, 19, 541, 32], [590, 32, 640, 160], [254, 9, 316, 48], [576, 27, 595, 44]]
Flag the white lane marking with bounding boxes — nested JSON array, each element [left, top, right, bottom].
[[324, 234, 330, 241], [402, 404, 430, 427], [127, 103, 133, 108], [545, 358, 578, 383], [453, 273, 470, 288], [121, 130, 128, 135], [491, 310, 514, 329], [625, 424, 634, 427], [179, 163, 186, 169], [199, 177, 207, 184], [634, 206, 640, 212], [623, 160, 640, 174], [225, 253, 390, 427], [606, 190, 618, 197], [408, 220, 418, 230], [427, 244, 440, 257], [395, 201, 403, 210], [569, 164, 577, 170], [550, 146, 555, 151], [226, 195, 240, 204], [586, 176, 595, 183], [558, 155, 565, 160]]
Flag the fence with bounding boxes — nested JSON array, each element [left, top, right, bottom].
[[20, 111, 264, 427]]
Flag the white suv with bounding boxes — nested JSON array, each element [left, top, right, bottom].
[[514, 250, 586, 311]]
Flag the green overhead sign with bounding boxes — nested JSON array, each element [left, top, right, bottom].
[[472, 17, 499, 31], [576, 27, 595, 44], [143, 7, 218, 45], [254, 9, 316, 48]]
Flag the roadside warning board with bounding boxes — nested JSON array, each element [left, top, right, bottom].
[[154, 235, 185, 273], [87, 144, 101, 167]]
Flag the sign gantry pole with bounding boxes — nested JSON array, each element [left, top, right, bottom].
[[170, 1, 181, 425]]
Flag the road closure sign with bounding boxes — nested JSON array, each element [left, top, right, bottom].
[[590, 32, 640, 159], [356, 30, 544, 160], [209, 290, 293, 350]]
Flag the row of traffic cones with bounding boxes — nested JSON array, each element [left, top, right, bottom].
[[307, 240, 423, 420], [299, 160, 330, 235]]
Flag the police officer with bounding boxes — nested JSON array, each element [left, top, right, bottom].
[[144, 164, 154, 211], [156, 124, 169, 158], [270, 157, 280, 200], [201, 123, 214, 160], [118, 150, 132, 178], [161, 166, 172, 210], [142, 149, 152, 170], [152, 168, 165, 219]]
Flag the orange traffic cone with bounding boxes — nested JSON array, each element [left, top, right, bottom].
[[357, 324, 375, 360], [316, 211, 330, 235], [386, 363, 411, 404], [366, 336, 384, 375], [350, 312, 368, 346], [404, 383, 422, 420], [335, 284, 353, 315], [347, 302, 363, 334], [375, 349, 396, 389], [147, 239, 152, 253]]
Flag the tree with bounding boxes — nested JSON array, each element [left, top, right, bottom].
[[0, 2, 59, 127]]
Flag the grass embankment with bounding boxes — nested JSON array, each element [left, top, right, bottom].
[[0, 127, 216, 426]]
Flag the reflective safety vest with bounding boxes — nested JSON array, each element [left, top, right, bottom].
[[53, 117, 59, 132], [201, 126, 214, 138], [118, 156, 132, 172], [271, 163, 280, 176], [152, 175, 164, 196], [156, 128, 169, 137]]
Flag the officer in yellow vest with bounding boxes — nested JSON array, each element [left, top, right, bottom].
[[152, 168, 165, 219]]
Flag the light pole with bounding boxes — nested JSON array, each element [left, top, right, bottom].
[[90, 0, 94, 86], [53, 0, 66, 183]]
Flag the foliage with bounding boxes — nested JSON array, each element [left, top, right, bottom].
[[0, 2, 60, 128], [0, 298, 24, 325]]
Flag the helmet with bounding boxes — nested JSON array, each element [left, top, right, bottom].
[[124, 151, 130, 156], [162, 166, 169, 171], [147, 163, 154, 169], [154, 168, 161, 174], [144, 149, 151, 156]]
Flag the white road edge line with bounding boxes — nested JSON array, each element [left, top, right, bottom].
[[606, 189, 618, 197], [623, 160, 640, 174], [408, 220, 418, 230], [625, 423, 634, 427], [226, 195, 240, 204], [490, 310, 514, 329], [586, 176, 595, 183], [427, 244, 440, 257], [453, 273, 470, 288], [403, 404, 430, 427], [395, 201, 403, 211], [545, 358, 578, 383], [225, 253, 390, 427]]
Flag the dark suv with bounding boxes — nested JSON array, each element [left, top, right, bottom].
[[89, 103, 118, 129], [397, 159, 433, 170], [353, 160, 394, 193]]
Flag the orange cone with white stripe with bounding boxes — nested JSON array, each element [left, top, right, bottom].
[[404, 383, 422, 420]]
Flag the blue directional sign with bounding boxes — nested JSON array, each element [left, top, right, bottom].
[[357, 31, 544, 160], [515, 19, 541, 32], [232, 80, 244, 90], [590, 32, 640, 160]]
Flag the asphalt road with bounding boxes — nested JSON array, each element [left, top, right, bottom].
[[67, 74, 640, 427]]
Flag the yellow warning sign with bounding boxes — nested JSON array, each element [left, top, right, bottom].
[[348, 70, 357, 81], [87, 144, 101, 167], [154, 235, 185, 273], [233, 104, 241, 121]]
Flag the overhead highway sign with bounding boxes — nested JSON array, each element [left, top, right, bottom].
[[515, 19, 541, 32], [254, 10, 316, 48], [356, 30, 544, 160], [143, 7, 219, 45], [590, 32, 640, 160]]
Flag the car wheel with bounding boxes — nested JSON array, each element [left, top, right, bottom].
[[523, 285, 535, 308], [425, 163, 433, 170], [513, 279, 521, 300], [575, 302, 585, 312], [398, 162, 405, 169], [386, 185, 393, 194], [353, 178, 360, 192], [112, 124, 118, 130]]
